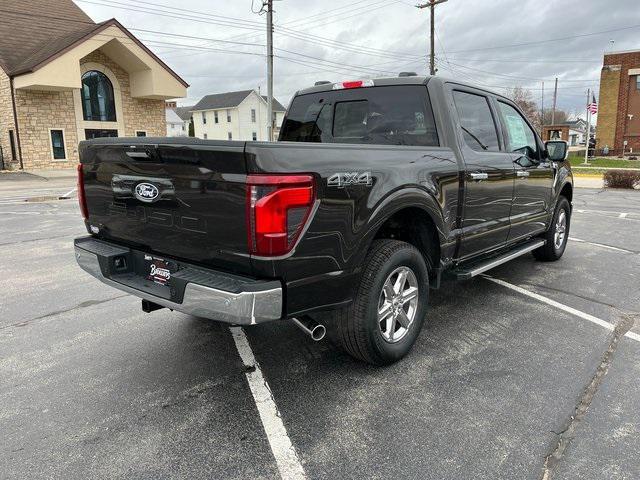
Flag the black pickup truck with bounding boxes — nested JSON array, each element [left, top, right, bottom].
[[74, 75, 572, 365]]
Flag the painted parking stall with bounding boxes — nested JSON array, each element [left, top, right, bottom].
[[1, 182, 639, 479]]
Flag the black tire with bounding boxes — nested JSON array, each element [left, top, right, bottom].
[[336, 239, 430, 365], [533, 196, 571, 261]]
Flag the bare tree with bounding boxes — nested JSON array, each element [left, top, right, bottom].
[[541, 108, 568, 126], [505, 86, 542, 131], [505, 86, 569, 133]]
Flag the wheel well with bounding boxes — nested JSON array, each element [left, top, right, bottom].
[[373, 207, 441, 272], [560, 183, 573, 203]]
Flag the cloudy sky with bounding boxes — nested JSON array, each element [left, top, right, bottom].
[[76, 0, 640, 118]]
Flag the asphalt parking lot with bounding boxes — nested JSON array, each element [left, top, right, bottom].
[[1, 174, 639, 480]]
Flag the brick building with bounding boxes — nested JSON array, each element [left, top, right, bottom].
[[597, 49, 640, 154], [0, 0, 187, 170]]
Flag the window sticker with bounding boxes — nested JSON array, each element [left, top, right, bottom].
[[505, 114, 528, 149]]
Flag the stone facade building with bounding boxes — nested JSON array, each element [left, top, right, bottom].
[[0, 0, 187, 170], [597, 49, 640, 154]]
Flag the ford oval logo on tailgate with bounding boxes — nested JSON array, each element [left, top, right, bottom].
[[134, 182, 159, 202]]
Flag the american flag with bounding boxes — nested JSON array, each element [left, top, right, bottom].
[[588, 93, 598, 114]]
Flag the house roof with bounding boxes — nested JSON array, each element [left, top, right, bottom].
[[166, 108, 184, 124], [191, 90, 286, 112], [175, 106, 194, 121], [0, 0, 188, 87], [0, 0, 95, 74]]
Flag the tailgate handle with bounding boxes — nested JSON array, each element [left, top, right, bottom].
[[126, 151, 151, 159]]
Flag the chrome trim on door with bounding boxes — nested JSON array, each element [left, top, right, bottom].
[[516, 170, 530, 177], [469, 172, 488, 181]]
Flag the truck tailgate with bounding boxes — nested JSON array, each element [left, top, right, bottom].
[[79, 139, 251, 274]]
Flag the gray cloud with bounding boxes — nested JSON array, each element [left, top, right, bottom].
[[77, 0, 640, 118]]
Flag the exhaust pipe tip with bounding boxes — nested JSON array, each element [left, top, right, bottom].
[[292, 317, 326, 342], [310, 324, 326, 341]]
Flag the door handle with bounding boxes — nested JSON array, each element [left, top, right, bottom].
[[469, 172, 488, 181], [516, 170, 530, 178]]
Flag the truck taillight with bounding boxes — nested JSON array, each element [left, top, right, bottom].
[[246, 174, 315, 256], [77, 163, 89, 221]]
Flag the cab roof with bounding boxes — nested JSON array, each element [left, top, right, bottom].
[[294, 75, 504, 100]]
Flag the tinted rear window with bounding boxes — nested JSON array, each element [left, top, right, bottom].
[[279, 85, 439, 146]]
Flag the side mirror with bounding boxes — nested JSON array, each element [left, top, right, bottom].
[[545, 140, 568, 161]]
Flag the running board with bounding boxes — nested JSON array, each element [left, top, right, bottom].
[[451, 239, 546, 280]]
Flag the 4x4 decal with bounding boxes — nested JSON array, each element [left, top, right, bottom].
[[327, 172, 373, 188]]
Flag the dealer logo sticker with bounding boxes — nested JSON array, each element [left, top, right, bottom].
[[134, 182, 159, 202], [149, 263, 171, 284]]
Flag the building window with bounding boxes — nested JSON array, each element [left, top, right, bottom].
[[50, 129, 66, 160], [228, 132, 232, 140], [203, 133, 208, 139], [202, 112, 207, 124], [136, 131, 147, 137], [85, 129, 118, 139], [252, 132, 257, 141], [251, 109, 256, 123], [637, 75, 640, 90], [227, 109, 232, 122], [81, 70, 116, 122], [182, 124, 185, 131], [214, 111, 219, 123], [8, 130, 16, 160]]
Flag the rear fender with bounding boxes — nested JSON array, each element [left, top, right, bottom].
[[352, 187, 450, 271]]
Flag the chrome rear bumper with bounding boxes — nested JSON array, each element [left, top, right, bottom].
[[74, 237, 282, 325]]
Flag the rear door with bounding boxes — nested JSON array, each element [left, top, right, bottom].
[[80, 139, 252, 274], [494, 100, 554, 242], [451, 88, 515, 260]]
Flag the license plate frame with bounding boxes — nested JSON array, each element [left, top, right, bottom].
[[143, 254, 176, 287]]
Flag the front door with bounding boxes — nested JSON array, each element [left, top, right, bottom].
[[452, 89, 515, 260], [495, 100, 554, 242]]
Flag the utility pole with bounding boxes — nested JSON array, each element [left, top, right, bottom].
[[416, 0, 448, 76], [583, 88, 591, 165], [540, 81, 545, 135], [551, 77, 558, 125], [266, 0, 274, 141]]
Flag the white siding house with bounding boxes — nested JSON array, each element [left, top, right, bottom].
[[191, 90, 286, 141], [165, 108, 188, 137]]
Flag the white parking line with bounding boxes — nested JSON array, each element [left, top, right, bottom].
[[569, 237, 638, 255], [483, 276, 640, 344], [230, 327, 307, 480], [61, 187, 77, 198]]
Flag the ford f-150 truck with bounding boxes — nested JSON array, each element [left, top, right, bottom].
[[74, 75, 572, 365]]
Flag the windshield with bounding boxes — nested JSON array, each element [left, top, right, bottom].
[[279, 85, 439, 146]]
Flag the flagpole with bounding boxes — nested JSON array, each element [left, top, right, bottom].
[[582, 88, 591, 165]]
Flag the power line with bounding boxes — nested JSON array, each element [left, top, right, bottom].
[[75, 0, 265, 32], [275, 0, 402, 31], [279, 0, 372, 26], [446, 23, 640, 54]]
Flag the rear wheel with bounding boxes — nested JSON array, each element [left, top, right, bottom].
[[533, 196, 571, 261], [336, 239, 429, 365]]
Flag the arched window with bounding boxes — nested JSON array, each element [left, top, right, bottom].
[[81, 70, 116, 122]]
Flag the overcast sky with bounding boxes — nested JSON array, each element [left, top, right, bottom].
[[75, 0, 640, 119]]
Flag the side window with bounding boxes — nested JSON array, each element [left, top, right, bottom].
[[497, 101, 538, 162], [452, 91, 500, 152]]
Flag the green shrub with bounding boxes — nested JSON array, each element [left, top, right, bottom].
[[603, 170, 640, 189]]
